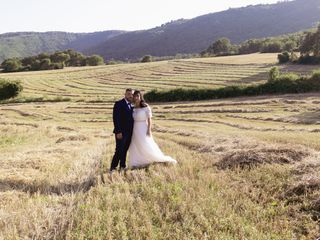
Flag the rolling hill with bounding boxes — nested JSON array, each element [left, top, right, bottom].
[[0, 0, 320, 62], [85, 0, 320, 60], [0, 31, 125, 62]]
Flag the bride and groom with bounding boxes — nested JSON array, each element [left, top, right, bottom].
[[110, 88, 177, 172]]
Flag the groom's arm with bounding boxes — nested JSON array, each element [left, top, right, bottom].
[[113, 102, 122, 134]]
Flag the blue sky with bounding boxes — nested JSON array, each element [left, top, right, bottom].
[[0, 0, 280, 33]]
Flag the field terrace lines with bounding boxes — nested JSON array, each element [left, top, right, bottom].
[[3, 56, 303, 102], [149, 94, 320, 147], [0, 125, 106, 195], [7, 59, 316, 102], [1, 54, 320, 238], [181, 53, 279, 64]]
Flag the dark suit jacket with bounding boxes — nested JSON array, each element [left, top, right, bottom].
[[113, 98, 134, 135]]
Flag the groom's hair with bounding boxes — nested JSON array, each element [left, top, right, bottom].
[[126, 88, 133, 92]]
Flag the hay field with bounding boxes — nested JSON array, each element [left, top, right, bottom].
[[0, 53, 320, 239]]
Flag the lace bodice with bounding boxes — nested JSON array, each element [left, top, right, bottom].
[[133, 106, 152, 122]]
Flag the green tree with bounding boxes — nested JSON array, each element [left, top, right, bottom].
[[239, 39, 263, 54], [1, 58, 22, 72], [86, 55, 105, 66], [65, 49, 86, 66], [21, 56, 37, 67], [207, 38, 232, 55], [31, 60, 41, 71], [50, 51, 70, 64], [51, 62, 64, 69], [313, 24, 320, 57], [261, 41, 283, 53], [38, 53, 50, 60], [300, 32, 315, 55], [39, 58, 52, 70], [283, 40, 296, 52], [298, 24, 320, 63]]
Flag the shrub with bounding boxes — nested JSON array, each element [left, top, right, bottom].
[[307, 70, 320, 91], [311, 70, 320, 80], [278, 52, 290, 64], [141, 55, 152, 63], [298, 55, 320, 64], [262, 74, 300, 94], [0, 79, 23, 100], [290, 52, 299, 63], [268, 67, 280, 82]]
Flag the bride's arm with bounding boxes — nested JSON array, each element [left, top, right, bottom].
[[146, 106, 152, 136], [147, 117, 152, 136]]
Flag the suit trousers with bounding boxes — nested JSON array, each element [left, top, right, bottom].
[[110, 133, 132, 170]]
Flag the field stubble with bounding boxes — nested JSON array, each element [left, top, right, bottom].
[[0, 53, 320, 239]]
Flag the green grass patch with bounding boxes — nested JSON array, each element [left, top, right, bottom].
[[0, 96, 71, 104], [0, 135, 27, 148]]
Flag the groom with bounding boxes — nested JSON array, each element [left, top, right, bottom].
[[110, 88, 134, 172]]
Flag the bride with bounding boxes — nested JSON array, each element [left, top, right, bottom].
[[128, 90, 177, 168]]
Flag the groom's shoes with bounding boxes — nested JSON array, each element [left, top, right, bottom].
[[109, 169, 116, 178], [119, 167, 128, 174]]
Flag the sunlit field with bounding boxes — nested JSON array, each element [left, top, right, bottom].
[[0, 53, 319, 239]]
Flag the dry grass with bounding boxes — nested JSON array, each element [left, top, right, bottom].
[[185, 53, 279, 64], [216, 146, 309, 170], [0, 53, 320, 239]]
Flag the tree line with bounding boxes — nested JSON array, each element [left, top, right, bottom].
[[201, 33, 302, 57], [201, 25, 320, 65], [278, 24, 320, 64], [0, 49, 105, 73]]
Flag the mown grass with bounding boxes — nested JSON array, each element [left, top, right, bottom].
[[0, 96, 71, 104], [144, 70, 320, 102], [0, 53, 280, 102], [66, 134, 319, 239], [0, 53, 320, 239]]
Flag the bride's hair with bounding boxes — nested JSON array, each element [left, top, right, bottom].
[[133, 90, 148, 108]]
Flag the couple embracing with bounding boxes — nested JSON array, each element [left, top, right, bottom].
[[110, 89, 177, 172]]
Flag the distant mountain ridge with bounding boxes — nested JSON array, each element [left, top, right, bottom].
[[0, 31, 125, 62], [0, 0, 320, 62], [85, 0, 320, 60]]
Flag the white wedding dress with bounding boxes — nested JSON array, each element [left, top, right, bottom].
[[128, 106, 177, 168]]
